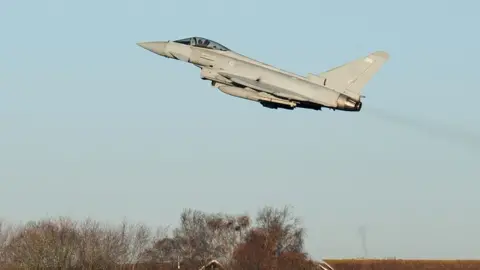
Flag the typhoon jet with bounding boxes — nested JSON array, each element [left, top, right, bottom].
[[137, 36, 389, 111]]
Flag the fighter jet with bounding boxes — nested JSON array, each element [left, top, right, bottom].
[[137, 36, 389, 111]]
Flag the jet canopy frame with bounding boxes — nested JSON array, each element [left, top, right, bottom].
[[173, 37, 230, 51]]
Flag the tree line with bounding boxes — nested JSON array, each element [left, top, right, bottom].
[[0, 206, 328, 269]]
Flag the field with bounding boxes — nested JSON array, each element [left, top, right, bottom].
[[323, 259, 480, 270]]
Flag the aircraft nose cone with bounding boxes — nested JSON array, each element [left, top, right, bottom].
[[137, 41, 168, 57]]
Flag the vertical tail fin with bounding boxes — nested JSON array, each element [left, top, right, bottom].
[[315, 51, 389, 100]]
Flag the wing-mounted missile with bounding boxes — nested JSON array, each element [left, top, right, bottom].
[[215, 83, 297, 109]]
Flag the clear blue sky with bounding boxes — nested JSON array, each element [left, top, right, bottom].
[[1, 0, 479, 260]]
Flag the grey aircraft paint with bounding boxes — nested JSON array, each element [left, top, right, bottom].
[[137, 36, 389, 111]]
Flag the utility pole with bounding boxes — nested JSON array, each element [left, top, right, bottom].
[[358, 225, 368, 258]]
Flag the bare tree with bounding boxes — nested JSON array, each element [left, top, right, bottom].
[[2, 217, 80, 269], [0, 205, 315, 269], [75, 218, 155, 268], [142, 209, 251, 268], [230, 228, 273, 270], [0, 219, 10, 267], [125, 222, 153, 267], [0, 217, 158, 269], [230, 206, 314, 270], [255, 205, 305, 254]]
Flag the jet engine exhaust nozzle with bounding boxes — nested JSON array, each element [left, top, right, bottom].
[[336, 94, 362, 111]]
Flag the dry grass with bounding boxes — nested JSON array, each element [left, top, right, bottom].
[[324, 259, 480, 270]]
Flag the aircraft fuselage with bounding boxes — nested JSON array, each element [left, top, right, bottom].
[[137, 37, 389, 111]]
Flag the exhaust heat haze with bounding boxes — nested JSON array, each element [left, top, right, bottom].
[[365, 106, 480, 151]]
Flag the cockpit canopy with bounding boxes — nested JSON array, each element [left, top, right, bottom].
[[173, 37, 230, 51]]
